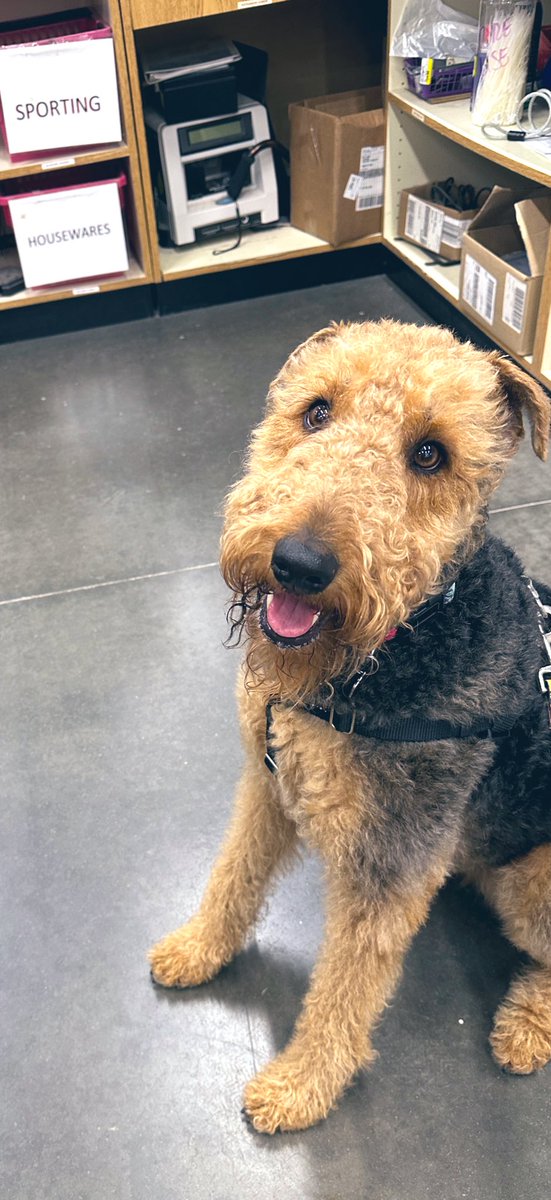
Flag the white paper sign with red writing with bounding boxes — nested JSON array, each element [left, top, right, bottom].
[[0, 38, 122, 156], [9, 181, 129, 288]]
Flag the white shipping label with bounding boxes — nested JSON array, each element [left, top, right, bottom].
[[359, 145, 384, 174], [405, 195, 444, 253], [462, 255, 497, 325], [9, 182, 128, 289], [343, 173, 362, 201], [440, 215, 472, 249], [0, 38, 122, 155], [502, 274, 527, 334]]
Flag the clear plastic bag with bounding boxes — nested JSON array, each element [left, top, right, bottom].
[[390, 0, 478, 60]]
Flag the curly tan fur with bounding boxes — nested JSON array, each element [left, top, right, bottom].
[[149, 321, 551, 1132]]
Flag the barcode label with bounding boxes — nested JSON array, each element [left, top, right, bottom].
[[463, 255, 497, 325], [441, 215, 472, 249], [405, 195, 444, 253], [359, 145, 384, 174], [502, 274, 527, 333], [355, 174, 383, 209], [356, 191, 383, 209], [343, 173, 362, 200]]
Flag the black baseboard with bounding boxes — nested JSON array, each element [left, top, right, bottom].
[[157, 243, 391, 315], [0, 245, 388, 341], [0, 284, 156, 345], [2, 246, 538, 367]]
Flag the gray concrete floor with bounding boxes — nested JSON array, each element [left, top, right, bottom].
[[1, 278, 550, 1200]]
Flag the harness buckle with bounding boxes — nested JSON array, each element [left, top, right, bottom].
[[538, 665, 551, 695], [329, 705, 357, 735]]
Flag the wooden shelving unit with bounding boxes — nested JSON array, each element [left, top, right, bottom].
[[0, 0, 154, 315], [384, 0, 551, 386], [120, 0, 385, 286], [4, 0, 551, 366]]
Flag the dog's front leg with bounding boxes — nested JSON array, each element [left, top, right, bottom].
[[243, 863, 448, 1133], [150, 759, 296, 988]]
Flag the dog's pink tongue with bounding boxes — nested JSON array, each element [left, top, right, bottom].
[[267, 592, 319, 638]]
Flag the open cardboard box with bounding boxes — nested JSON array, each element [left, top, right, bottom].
[[398, 184, 477, 262], [459, 186, 551, 356], [289, 88, 384, 247]]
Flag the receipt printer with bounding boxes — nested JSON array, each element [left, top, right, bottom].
[[145, 96, 279, 246]]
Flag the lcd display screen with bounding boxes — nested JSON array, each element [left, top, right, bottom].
[[188, 119, 245, 146]]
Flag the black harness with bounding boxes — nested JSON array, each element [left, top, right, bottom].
[[264, 580, 551, 776]]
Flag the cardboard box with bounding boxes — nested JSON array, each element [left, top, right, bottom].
[[459, 186, 551, 356], [398, 184, 477, 262], [289, 88, 384, 246]]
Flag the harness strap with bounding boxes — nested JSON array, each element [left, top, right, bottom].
[[264, 701, 517, 774]]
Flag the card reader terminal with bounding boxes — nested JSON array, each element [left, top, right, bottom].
[[145, 97, 278, 246]]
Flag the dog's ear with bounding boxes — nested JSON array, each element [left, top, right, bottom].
[[289, 322, 342, 362], [270, 323, 342, 391], [489, 352, 550, 460]]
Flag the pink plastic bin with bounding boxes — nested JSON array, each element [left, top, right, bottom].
[[0, 10, 114, 160], [0, 170, 128, 287]]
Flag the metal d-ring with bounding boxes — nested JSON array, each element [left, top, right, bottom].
[[347, 654, 380, 701]]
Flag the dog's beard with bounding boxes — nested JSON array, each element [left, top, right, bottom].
[[222, 515, 488, 702], [225, 577, 393, 703]]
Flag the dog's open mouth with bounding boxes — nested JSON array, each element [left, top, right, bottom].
[[260, 592, 324, 648]]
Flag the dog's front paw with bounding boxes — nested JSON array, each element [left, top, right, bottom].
[[242, 1054, 337, 1134], [491, 1003, 551, 1074], [149, 918, 225, 989]]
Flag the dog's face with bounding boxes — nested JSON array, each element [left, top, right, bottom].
[[221, 321, 549, 696]]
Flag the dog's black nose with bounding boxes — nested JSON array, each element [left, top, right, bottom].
[[271, 535, 339, 594]]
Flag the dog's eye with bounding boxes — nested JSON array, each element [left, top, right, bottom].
[[304, 399, 331, 432], [411, 441, 447, 472]]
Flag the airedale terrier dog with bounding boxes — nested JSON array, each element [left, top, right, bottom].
[[150, 321, 551, 1133]]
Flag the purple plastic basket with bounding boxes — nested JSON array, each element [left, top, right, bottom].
[[404, 58, 474, 101]]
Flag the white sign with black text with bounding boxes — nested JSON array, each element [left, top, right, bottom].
[[9, 181, 129, 288], [0, 38, 122, 156]]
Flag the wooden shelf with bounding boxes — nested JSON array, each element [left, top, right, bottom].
[[160, 223, 381, 281], [388, 88, 551, 189], [0, 254, 147, 311], [129, 0, 289, 31], [384, 232, 548, 385], [385, 235, 461, 303], [0, 142, 130, 183]]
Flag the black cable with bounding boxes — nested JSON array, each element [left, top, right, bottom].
[[213, 201, 242, 255], [226, 138, 289, 202], [213, 138, 288, 255]]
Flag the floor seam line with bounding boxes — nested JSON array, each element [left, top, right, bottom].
[[2, 498, 549, 608], [244, 1004, 258, 1074], [0, 562, 219, 608], [489, 498, 551, 515]]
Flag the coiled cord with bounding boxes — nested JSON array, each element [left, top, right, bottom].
[[483, 88, 551, 140]]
